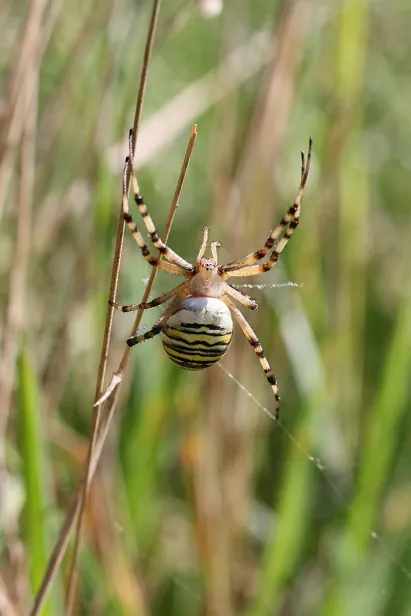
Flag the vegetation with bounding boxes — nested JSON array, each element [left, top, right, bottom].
[[1, 0, 411, 614]]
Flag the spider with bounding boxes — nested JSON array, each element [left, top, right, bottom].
[[111, 129, 312, 419]]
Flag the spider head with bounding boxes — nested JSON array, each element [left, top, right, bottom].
[[190, 258, 224, 297], [199, 257, 217, 273]]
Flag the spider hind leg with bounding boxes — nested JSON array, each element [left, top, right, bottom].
[[224, 297, 280, 419]]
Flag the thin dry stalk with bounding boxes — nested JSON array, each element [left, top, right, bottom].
[[28, 2, 162, 613], [60, 122, 195, 616], [65, 124, 197, 613], [64, 1, 162, 611], [0, 0, 60, 222], [93, 121, 197, 410]]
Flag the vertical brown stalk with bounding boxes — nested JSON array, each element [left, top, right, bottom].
[[0, 0, 52, 221], [65, 1, 162, 612]]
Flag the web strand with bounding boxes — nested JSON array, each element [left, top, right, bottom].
[[218, 363, 411, 583]]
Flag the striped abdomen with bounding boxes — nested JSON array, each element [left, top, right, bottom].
[[161, 297, 233, 370]]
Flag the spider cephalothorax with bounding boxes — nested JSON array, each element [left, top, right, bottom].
[[190, 255, 225, 298], [111, 129, 312, 418]]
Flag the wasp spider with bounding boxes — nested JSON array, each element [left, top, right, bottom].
[[112, 129, 312, 419]]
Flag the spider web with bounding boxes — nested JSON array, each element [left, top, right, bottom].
[[219, 364, 411, 581]]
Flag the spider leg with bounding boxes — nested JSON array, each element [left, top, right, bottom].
[[122, 159, 190, 277], [222, 202, 304, 279], [224, 297, 280, 419], [211, 241, 221, 263], [128, 130, 194, 273], [196, 227, 209, 263], [220, 138, 312, 274], [127, 298, 180, 347], [225, 285, 258, 310], [110, 281, 189, 312]]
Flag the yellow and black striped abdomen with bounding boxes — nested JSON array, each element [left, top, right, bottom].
[[161, 297, 233, 371]]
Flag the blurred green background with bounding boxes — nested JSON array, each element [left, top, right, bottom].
[[1, 0, 411, 614]]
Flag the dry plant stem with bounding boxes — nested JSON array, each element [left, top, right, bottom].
[[63, 122, 196, 614], [0, 0, 59, 222], [64, 1, 162, 612], [29, 383, 123, 616], [95, 123, 198, 405], [0, 0, 47, 163]]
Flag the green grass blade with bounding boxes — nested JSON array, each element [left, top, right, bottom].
[[17, 346, 54, 616]]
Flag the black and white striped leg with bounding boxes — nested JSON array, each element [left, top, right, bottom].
[[224, 297, 280, 419], [128, 129, 194, 273], [110, 282, 189, 312], [127, 299, 179, 347], [223, 199, 302, 279], [121, 158, 190, 277], [220, 138, 312, 274]]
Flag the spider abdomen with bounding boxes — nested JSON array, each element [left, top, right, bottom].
[[161, 297, 233, 370]]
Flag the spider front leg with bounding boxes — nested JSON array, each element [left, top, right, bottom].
[[127, 129, 194, 273], [222, 206, 302, 278], [111, 282, 189, 312], [222, 143, 311, 279], [220, 138, 312, 275], [224, 297, 280, 419], [121, 158, 191, 277]]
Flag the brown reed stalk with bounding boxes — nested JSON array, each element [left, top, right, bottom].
[[64, 121, 197, 613], [29, 2, 162, 614], [0, 0, 59, 222], [64, 1, 163, 612], [64, 2, 163, 609]]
